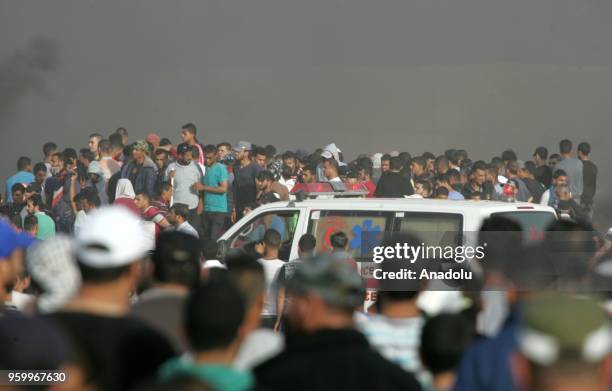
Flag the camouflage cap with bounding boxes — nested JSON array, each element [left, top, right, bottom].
[[519, 293, 611, 366], [286, 256, 365, 310], [133, 139, 149, 152]]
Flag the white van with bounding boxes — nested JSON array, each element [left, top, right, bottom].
[[217, 198, 557, 262]]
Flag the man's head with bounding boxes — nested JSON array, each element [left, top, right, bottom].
[[0, 221, 34, 302], [134, 191, 152, 211], [74, 206, 151, 290], [380, 154, 391, 172], [157, 182, 173, 202], [255, 170, 274, 192], [410, 156, 426, 177], [501, 149, 518, 164], [577, 142, 591, 160], [11, 183, 26, 205], [533, 146, 548, 166], [548, 153, 561, 167], [203, 144, 217, 167], [434, 187, 449, 199], [87, 160, 103, 184], [263, 228, 281, 257], [232, 141, 252, 161], [519, 161, 537, 180], [49, 152, 64, 175], [115, 127, 128, 145], [226, 256, 266, 333], [152, 231, 201, 290], [33, 163, 47, 184], [180, 123, 197, 144], [167, 203, 190, 226], [216, 142, 232, 160], [97, 139, 111, 158], [285, 260, 364, 333], [79, 149, 95, 168], [470, 161, 488, 186], [154, 148, 169, 170], [176, 143, 194, 165], [302, 164, 317, 184], [435, 155, 450, 176], [23, 215, 38, 237], [389, 156, 403, 172], [88, 133, 102, 154], [282, 151, 297, 172], [253, 147, 268, 169], [80, 189, 101, 214], [17, 156, 32, 173], [553, 169, 568, 187], [42, 142, 58, 160], [131, 140, 149, 163], [415, 180, 432, 198], [559, 139, 573, 156], [323, 158, 339, 180], [184, 276, 246, 358], [330, 231, 349, 252], [420, 314, 473, 378], [298, 233, 317, 259], [26, 193, 43, 214]]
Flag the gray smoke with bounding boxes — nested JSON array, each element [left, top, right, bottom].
[[0, 36, 59, 129]]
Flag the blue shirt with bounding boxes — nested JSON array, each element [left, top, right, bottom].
[[203, 162, 228, 212], [5, 171, 34, 202], [449, 190, 465, 200]]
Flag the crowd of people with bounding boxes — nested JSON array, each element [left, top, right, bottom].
[[0, 123, 609, 391]]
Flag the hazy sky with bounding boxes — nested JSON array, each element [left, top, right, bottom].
[[1, 0, 611, 225]]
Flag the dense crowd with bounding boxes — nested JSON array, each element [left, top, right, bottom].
[[0, 123, 609, 391]]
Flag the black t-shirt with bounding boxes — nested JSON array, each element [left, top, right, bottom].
[[374, 172, 414, 198], [48, 311, 177, 391], [534, 165, 552, 188], [581, 160, 598, 205], [523, 178, 546, 203]]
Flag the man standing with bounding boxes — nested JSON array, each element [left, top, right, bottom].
[[88, 133, 103, 157], [121, 140, 157, 197], [98, 139, 122, 182], [461, 161, 492, 200], [232, 141, 263, 222], [577, 142, 597, 220], [254, 260, 422, 391], [26, 194, 55, 240], [532, 146, 552, 188], [5, 157, 34, 203], [255, 171, 290, 203], [540, 170, 568, 208], [180, 123, 205, 169], [165, 143, 203, 233], [48, 207, 176, 390], [0, 220, 34, 312], [323, 159, 342, 183], [193, 144, 229, 242], [256, 229, 286, 329], [553, 139, 583, 203], [375, 157, 414, 198]]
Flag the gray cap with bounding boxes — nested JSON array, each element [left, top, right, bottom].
[[233, 141, 252, 152], [286, 257, 365, 309]]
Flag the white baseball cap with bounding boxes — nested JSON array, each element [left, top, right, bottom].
[[75, 206, 152, 268]]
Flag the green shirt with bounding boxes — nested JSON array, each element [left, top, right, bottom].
[[159, 358, 254, 391], [203, 162, 229, 213], [34, 211, 55, 240]]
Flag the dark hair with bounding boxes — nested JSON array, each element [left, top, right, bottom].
[[11, 183, 26, 195], [156, 182, 173, 196], [282, 151, 296, 160], [216, 142, 231, 150], [78, 262, 131, 283], [324, 158, 339, 171], [170, 203, 190, 220], [330, 231, 348, 249], [109, 133, 123, 148], [553, 169, 567, 179], [23, 215, 38, 232], [154, 148, 169, 158], [559, 139, 572, 154], [153, 231, 201, 289], [298, 233, 317, 253], [62, 148, 78, 162], [256, 170, 275, 182], [17, 156, 31, 171], [80, 150, 95, 163], [434, 187, 449, 197], [411, 156, 426, 169], [302, 164, 316, 175], [415, 180, 431, 195], [160, 138, 172, 147], [577, 142, 591, 156], [89, 133, 103, 141], [42, 142, 57, 157], [381, 153, 391, 162], [422, 152, 435, 161], [398, 152, 412, 166], [501, 149, 517, 162], [28, 193, 43, 208], [253, 146, 267, 158], [185, 277, 245, 351], [470, 160, 488, 174], [203, 144, 217, 155], [263, 228, 281, 248], [81, 189, 101, 207], [226, 256, 265, 307], [357, 157, 373, 170], [182, 123, 197, 135], [389, 156, 403, 171], [534, 146, 548, 160], [98, 139, 111, 154], [33, 162, 47, 175], [135, 190, 151, 201], [264, 145, 277, 159], [115, 127, 128, 136], [524, 161, 537, 176], [420, 314, 473, 375]]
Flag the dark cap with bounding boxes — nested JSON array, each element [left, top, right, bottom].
[[177, 143, 193, 155]]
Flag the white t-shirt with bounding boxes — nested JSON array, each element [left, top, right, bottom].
[[257, 258, 285, 316], [177, 221, 199, 238]]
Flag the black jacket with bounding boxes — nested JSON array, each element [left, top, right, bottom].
[[254, 328, 422, 391], [375, 172, 414, 198]]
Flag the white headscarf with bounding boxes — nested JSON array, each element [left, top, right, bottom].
[[115, 178, 135, 200]]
